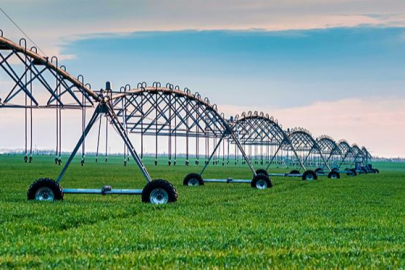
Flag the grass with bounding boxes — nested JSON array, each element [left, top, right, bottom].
[[0, 154, 404, 268]]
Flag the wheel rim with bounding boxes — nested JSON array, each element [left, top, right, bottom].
[[256, 179, 268, 190], [306, 174, 314, 181], [35, 187, 55, 201], [188, 178, 200, 186], [150, 188, 169, 204], [330, 174, 338, 179]]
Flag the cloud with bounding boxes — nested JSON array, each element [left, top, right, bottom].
[[1, 0, 405, 59], [1, 94, 403, 158], [219, 97, 405, 158]]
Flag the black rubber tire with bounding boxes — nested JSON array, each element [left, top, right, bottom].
[[348, 168, 357, 176], [302, 170, 318, 181], [328, 171, 340, 179], [141, 179, 178, 203], [27, 178, 63, 201], [183, 173, 204, 186], [251, 174, 273, 189], [255, 169, 268, 177], [315, 168, 323, 174], [375, 169, 380, 174], [290, 170, 300, 175]]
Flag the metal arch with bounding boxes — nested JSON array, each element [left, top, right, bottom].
[[337, 140, 355, 168], [232, 113, 287, 145], [0, 35, 99, 108], [338, 140, 352, 156], [362, 146, 372, 165], [0, 31, 161, 198], [112, 83, 257, 176], [317, 135, 342, 167], [112, 85, 231, 138], [351, 144, 365, 164], [287, 128, 331, 171], [231, 112, 304, 171]]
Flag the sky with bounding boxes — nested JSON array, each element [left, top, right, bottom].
[[0, 0, 405, 158]]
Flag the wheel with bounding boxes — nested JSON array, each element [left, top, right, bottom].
[[328, 171, 340, 179], [375, 169, 380, 174], [315, 168, 323, 174], [27, 178, 63, 201], [251, 174, 273, 189], [302, 170, 317, 181], [124, 161, 127, 166], [255, 169, 268, 177], [142, 179, 178, 204], [348, 168, 357, 176], [183, 173, 204, 186], [290, 170, 300, 175]]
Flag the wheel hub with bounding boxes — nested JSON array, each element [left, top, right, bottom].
[[35, 187, 55, 201], [306, 175, 314, 181], [256, 179, 268, 189], [188, 178, 200, 186], [150, 188, 169, 204]]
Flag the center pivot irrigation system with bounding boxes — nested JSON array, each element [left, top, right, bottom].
[[112, 83, 272, 190], [0, 31, 379, 204], [231, 113, 341, 181], [0, 32, 178, 204]]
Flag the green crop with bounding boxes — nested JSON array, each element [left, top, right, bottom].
[[0, 155, 404, 268]]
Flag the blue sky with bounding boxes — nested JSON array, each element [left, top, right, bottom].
[[1, 0, 405, 157], [62, 28, 405, 108]]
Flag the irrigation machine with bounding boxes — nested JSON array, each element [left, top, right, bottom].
[[112, 83, 272, 190], [231, 112, 340, 181], [0, 30, 378, 203], [0, 31, 178, 204]]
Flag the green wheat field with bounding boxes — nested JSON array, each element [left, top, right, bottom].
[[0, 155, 404, 268]]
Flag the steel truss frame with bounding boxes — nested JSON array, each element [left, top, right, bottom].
[[337, 140, 357, 170], [351, 144, 366, 170], [362, 147, 372, 166], [0, 32, 177, 203], [232, 111, 304, 175], [112, 83, 260, 186], [284, 128, 339, 179], [231, 113, 340, 180], [361, 146, 379, 173], [316, 135, 343, 170]]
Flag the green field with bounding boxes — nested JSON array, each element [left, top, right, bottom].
[[0, 155, 404, 268]]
